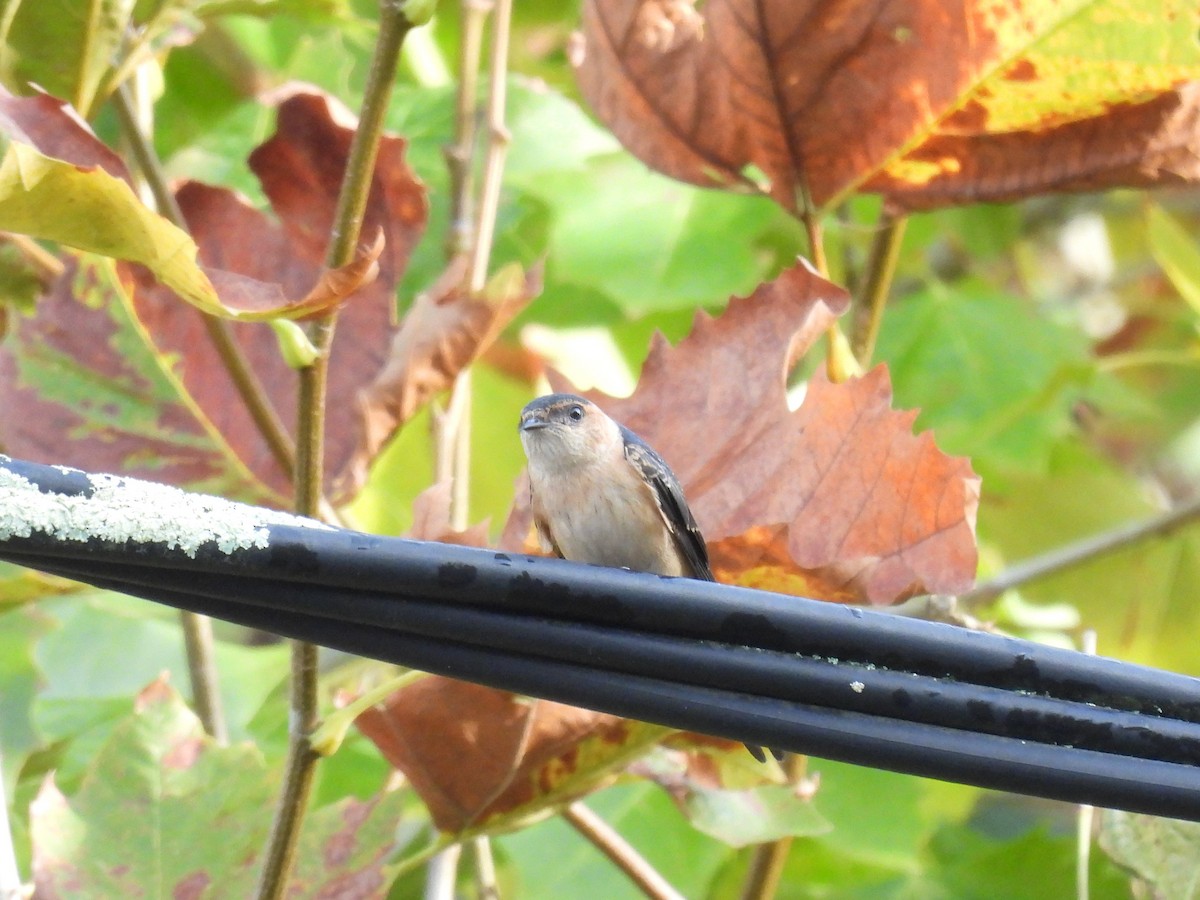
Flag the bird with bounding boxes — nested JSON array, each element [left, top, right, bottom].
[[518, 392, 782, 763]]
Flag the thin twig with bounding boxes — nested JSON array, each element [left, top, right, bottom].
[[960, 494, 1200, 610], [473, 837, 499, 900], [0, 752, 22, 900], [468, 0, 513, 295], [443, 0, 512, 530], [111, 84, 298, 486], [443, 0, 493, 260], [739, 754, 805, 900], [181, 610, 228, 743], [111, 82, 231, 745], [424, 843, 463, 900], [0, 232, 65, 285], [849, 213, 907, 366], [562, 802, 687, 900], [798, 181, 855, 384], [255, 2, 417, 897]]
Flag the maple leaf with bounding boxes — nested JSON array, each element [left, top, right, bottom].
[[355, 678, 665, 832], [574, 0, 1200, 212], [0, 88, 523, 508], [503, 259, 979, 604]]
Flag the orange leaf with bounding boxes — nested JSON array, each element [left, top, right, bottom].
[[504, 259, 979, 604], [355, 679, 635, 832], [575, 0, 1200, 212]]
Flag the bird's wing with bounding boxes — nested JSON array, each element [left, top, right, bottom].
[[620, 426, 715, 581]]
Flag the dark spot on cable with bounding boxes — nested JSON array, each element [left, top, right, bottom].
[[437, 562, 477, 588]]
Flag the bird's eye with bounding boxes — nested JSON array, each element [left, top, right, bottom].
[[568, 405, 584, 422]]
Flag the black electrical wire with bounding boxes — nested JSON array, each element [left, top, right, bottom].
[[4, 454, 1200, 820], [8, 550, 1200, 770], [13, 562, 1200, 823]]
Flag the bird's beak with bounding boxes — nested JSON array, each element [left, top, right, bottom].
[[520, 413, 549, 432]]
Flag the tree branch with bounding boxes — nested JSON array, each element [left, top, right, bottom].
[[849, 213, 907, 366], [562, 802, 686, 900], [111, 82, 233, 744], [960, 494, 1200, 609], [255, 2, 419, 896]]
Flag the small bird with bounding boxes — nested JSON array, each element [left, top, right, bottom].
[[519, 393, 711, 579], [518, 393, 781, 763]]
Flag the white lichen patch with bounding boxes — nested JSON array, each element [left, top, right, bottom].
[[850, 681, 865, 693], [0, 463, 330, 559]]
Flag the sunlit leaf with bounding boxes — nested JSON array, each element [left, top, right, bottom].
[[576, 0, 1200, 212]]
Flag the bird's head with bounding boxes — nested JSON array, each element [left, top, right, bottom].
[[519, 393, 618, 472]]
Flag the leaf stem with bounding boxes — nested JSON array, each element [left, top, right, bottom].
[[443, 0, 493, 260], [0, 751, 22, 899], [960, 493, 1200, 609], [799, 180, 856, 383], [850, 213, 907, 365], [473, 837, 499, 900], [0, 232, 65, 285], [468, 0, 513, 295], [255, 3, 417, 897], [110, 83, 298, 485], [180, 610, 228, 744], [739, 754, 805, 900], [443, 0, 513, 529], [562, 802, 686, 900], [110, 81, 236, 744]]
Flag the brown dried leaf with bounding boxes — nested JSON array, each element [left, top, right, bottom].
[[575, 0, 1200, 212], [503, 260, 979, 604], [338, 257, 542, 495], [355, 678, 664, 833], [0, 89, 128, 178], [405, 480, 492, 547], [0, 88, 428, 502]]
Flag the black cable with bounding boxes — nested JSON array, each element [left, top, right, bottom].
[[7, 521, 1200, 722], [5, 455, 1200, 821], [18, 563, 1200, 823], [10, 550, 1200, 769]]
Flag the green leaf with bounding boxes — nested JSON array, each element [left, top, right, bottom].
[[0, 0, 136, 116], [980, 441, 1200, 675], [530, 156, 797, 316], [30, 678, 416, 897], [1101, 811, 1200, 899], [0, 606, 55, 770], [33, 591, 289, 752], [497, 782, 737, 900], [1147, 203, 1200, 319], [683, 784, 831, 847], [0, 142, 231, 314], [928, 824, 1130, 900], [876, 281, 1093, 472]]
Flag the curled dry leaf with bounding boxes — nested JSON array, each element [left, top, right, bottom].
[[0, 87, 428, 503], [575, 0, 1200, 212], [337, 256, 542, 496], [503, 259, 979, 604], [355, 678, 666, 833], [405, 479, 492, 547], [0, 87, 394, 321]]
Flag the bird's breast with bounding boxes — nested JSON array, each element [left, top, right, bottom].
[[530, 458, 686, 577]]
